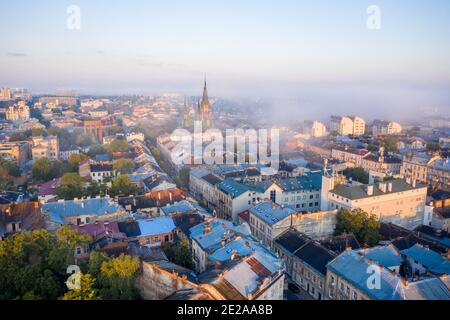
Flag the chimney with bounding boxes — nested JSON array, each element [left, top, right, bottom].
[[387, 182, 393, 192], [366, 185, 374, 196], [203, 222, 211, 234]]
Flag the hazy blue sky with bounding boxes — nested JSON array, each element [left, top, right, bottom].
[[1, 0, 449, 119]]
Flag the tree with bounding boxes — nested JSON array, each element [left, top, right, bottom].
[[32, 158, 53, 182], [88, 145, 107, 158], [76, 133, 95, 148], [107, 139, 130, 153], [381, 136, 399, 152], [113, 158, 135, 174], [335, 208, 380, 247], [68, 153, 88, 167], [97, 254, 140, 300], [57, 173, 85, 200], [56, 226, 91, 249], [109, 175, 137, 197], [343, 167, 369, 184], [427, 142, 441, 152], [31, 128, 47, 137], [162, 237, 194, 269], [88, 252, 110, 279], [406, 126, 420, 137], [110, 126, 124, 135], [0, 229, 76, 300], [85, 181, 108, 198], [8, 132, 28, 142], [0, 158, 21, 177], [61, 274, 97, 300], [178, 167, 191, 189]]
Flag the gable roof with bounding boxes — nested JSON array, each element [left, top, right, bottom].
[[401, 244, 450, 275], [217, 180, 250, 199], [294, 241, 336, 275], [42, 198, 123, 224], [249, 201, 296, 226]]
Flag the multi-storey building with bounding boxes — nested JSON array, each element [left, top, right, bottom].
[[0, 87, 12, 101], [31, 136, 60, 161], [401, 154, 449, 190], [0, 141, 31, 165], [5, 102, 30, 121], [321, 173, 429, 230], [330, 116, 365, 136], [304, 120, 327, 138], [331, 147, 370, 167], [372, 120, 402, 135]]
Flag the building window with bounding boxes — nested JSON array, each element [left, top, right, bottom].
[[270, 190, 276, 202]]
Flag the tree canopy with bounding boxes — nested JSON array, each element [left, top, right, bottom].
[[113, 158, 135, 174], [334, 208, 380, 247], [0, 229, 87, 300], [343, 167, 369, 184], [108, 175, 137, 197], [57, 173, 86, 200]]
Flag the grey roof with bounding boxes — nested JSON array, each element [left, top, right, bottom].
[[402, 277, 450, 300], [331, 179, 422, 200]]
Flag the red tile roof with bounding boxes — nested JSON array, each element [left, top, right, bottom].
[[238, 210, 250, 223], [38, 178, 63, 196], [71, 221, 126, 241]]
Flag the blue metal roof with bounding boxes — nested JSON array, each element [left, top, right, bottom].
[[42, 198, 123, 224], [363, 246, 403, 268], [327, 250, 405, 300], [161, 200, 196, 215], [401, 245, 450, 275], [217, 180, 250, 198], [137, 217, 176, 237], [249, 201, 296, 226]]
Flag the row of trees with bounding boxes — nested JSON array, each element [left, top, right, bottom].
[[0, 228, 140, 300], [56, 173, 137, 200]]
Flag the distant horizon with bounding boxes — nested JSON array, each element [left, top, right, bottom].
[[1, 0, 450, 122]]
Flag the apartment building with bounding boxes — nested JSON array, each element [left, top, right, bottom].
[[304, 120, 327, 138], [0, 141, 30, 165], [5, 102, 30, 121], [321, 173, 429, 230], [401, 154, 449, 190], [215, 179, 260, 221], [372, 120, 402, 135], [330, 116, 365, 136], [331, 147, 370, 167], [31, 136, 60, 161]]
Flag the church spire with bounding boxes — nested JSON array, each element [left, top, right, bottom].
[[202, 77, 209, 103]]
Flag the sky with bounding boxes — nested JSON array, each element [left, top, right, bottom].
[[1, 0, 450, 120]]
